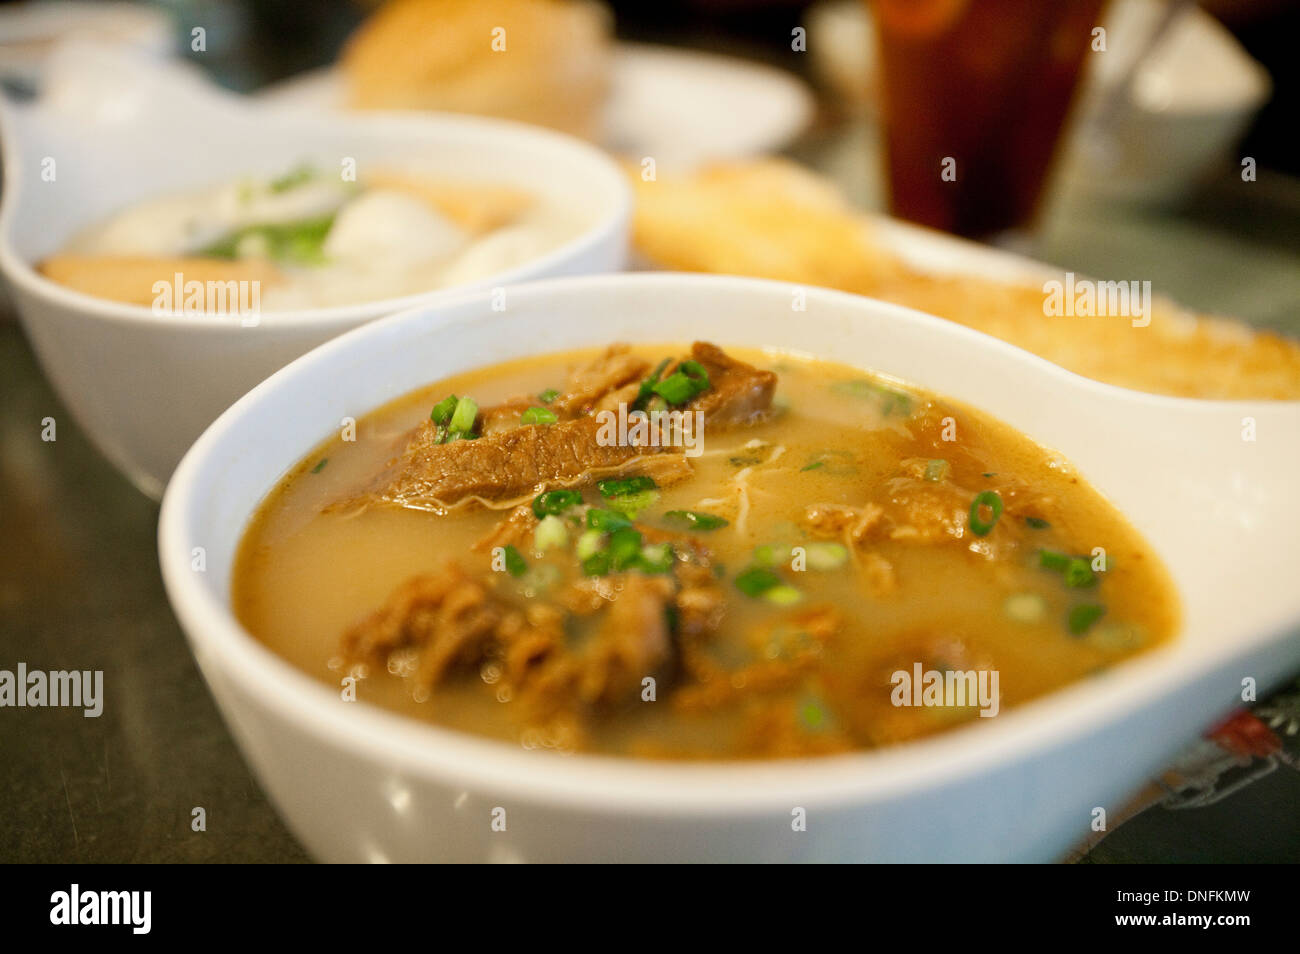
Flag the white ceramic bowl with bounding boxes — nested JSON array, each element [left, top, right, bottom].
[[159, 272, 1300, 862], [0, 45, 629, 497]]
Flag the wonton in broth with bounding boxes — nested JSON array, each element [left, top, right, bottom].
[[233, 342, 1178, 759]]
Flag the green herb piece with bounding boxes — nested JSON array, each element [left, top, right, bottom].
[[310, 458, 328, 474], [502, 545, 527, 578], [924, 459, 950, 482], [430, 394, 459, 425], [532, 489, 583, 518], [538, 388, 560, 404], [968, 490, 1003, 536], [1068, 603, 1106, 636], [662, 510, 729, 531], [735, 566, 782, 598], [1064, 558, 1096, 588], [520, 406, 558, 426], [586, 508, 632, 532]]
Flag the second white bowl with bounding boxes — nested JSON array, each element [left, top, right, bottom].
[[0, 46, 630, 497]]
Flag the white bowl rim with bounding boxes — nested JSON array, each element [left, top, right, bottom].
[[159, 271, 1296, 815], [0, 104, 632, 330]]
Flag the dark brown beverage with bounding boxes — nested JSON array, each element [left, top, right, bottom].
[[875, 0, 1105, 237]]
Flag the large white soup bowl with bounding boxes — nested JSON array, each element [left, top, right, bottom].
[[159, 273, 1300, 862]]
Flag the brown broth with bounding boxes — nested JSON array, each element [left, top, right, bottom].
[[232, 345, 1179, 758]]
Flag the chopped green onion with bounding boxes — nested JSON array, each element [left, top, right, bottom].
[[831, 379, 914, 416], [968, 490, 1003, 536], [730, 455, 762, 467], [310, 458, 328, 474], [532, 489, 583, 518], [576, 529, 607, 561], [800, 699, 827, 730], [800, 461, 825, 472], [634, 358, 672, 409], [1064, 558, 1096, 588], [429, 394, 459, 425], [763, 584, 803, 606], [923, 459, 950, 482], [753, 544, 793, 568], [605, 489, 658, 516], [608, 527, 644, 570], [1039, 549, 1071, 572], [533, 515, 568, 552], [1004, 592, 1047, 623], [198, 213, 336, 265], [598, 475, 657, 497], [448, 396, 478, 434], [581, 551, 612, 577], [269, 163, 315, 193], [1025, 516, 1051, 529], [1068, 603, 1106, 635], [538, 388, 560, 404], [520, 406, 558, 426], [735, 566, 782, 598], [502, 545, 527, 578], [586, 508, 631, 532], [805, 542, 849, 571], [637, 543, 675, 574], [651, 372, 696, 405], [662, 510, 729, 531]]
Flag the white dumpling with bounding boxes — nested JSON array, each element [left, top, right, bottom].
[[323, 190, 467, 269]]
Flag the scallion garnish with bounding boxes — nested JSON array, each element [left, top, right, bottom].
[[634, 358, 673, 410], [1064, 558, 1096, 588], [1068, 603, 1106, 635], [520, 406, 558, 426], [968, 490, 1003, 536], [502, 545, 527, 578], [608, 526, 644, 571], [1039, 549, 1071, 572], [430, 394, 459, 425], [532, 489, 583, 518], [735, 566, 782, 598], [576, 528, 606, 561], [1025, 516, 1051, 529], [311, 458, 328, 474], [924, 459, 950, 482], [448, 396, 478, 434], [662, 510, 729, 531], [805, 542, 849, 570], [598, 475, 657, 498], [587, 508, 632, 532], [638, 543, 675, 574], [533, 515, 568, 552], [538, 388, 560, 404]]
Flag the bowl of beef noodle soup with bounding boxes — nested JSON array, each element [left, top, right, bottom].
[[159, 272, 1300, 862]]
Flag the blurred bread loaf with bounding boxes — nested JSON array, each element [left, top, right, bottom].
[[629, 159, 1300, 401], [341, 0, 613, 140]]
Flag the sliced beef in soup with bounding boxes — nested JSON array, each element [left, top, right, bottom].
[[336, 342, 775, 512]]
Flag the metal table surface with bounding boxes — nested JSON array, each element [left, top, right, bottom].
[[2, 74, 1298, 867]]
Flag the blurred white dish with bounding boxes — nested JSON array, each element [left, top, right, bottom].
[[258, 42, 816, 168], [159, 271, 1300, 862], [0, 44, 630, 498]]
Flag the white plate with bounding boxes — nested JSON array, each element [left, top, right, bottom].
[[257, 42, 815, 167]]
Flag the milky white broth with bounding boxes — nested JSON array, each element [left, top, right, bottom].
[[232, 345, 1179, 759], [63, 166, 587, 310]]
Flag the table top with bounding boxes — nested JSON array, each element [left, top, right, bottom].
[[2, 53, 1297, 866]]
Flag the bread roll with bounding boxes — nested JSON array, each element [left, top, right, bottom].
[[341, 0, 613, 140]]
